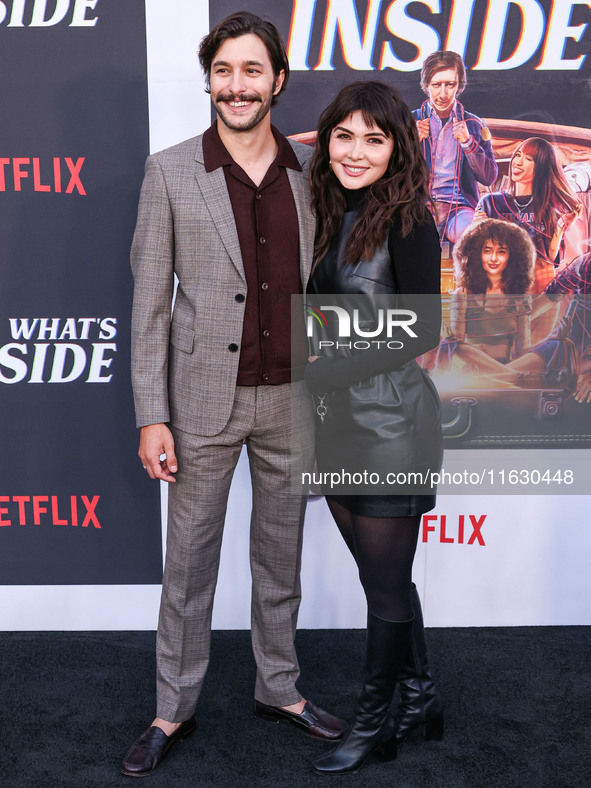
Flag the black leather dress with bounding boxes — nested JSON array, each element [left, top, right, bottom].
[[305, 188, 442, 517]]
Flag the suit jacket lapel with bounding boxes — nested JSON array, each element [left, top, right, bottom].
[[287, 167, 314, 289], [193, 138, 246, 281], [192, 135, 314, 287]]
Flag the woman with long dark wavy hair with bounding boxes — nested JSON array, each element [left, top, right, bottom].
[[454, 218, 534, 296], [304, 81, 443, 775], [441, 219, 535, 369], [436, 219, 577, 387], [475, 137, 581, 293]]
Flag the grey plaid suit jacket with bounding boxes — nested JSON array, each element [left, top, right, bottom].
[[130, 132, 315, 437]]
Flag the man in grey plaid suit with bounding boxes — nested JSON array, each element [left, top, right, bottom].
[[122, 12, 346, 778]]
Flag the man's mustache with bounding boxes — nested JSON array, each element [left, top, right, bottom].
[[216, 93, 262, 103]]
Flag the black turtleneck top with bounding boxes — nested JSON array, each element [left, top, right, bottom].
[[305, 188, 442, 393]]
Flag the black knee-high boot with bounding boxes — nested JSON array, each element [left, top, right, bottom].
[[311, 613, 412, 776], [395, 584, 444, 746]]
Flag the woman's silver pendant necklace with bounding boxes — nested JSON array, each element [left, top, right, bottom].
[[514, 194, 533, 210], [316, 394, 328, 424]]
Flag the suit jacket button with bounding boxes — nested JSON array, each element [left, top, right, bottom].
[[228, 343, 239, 352], [235, 293, 245, 303]]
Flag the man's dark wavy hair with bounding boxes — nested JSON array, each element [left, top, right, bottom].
[[198, 11, 289, 106], [454, 219, 535, 294], [310, 81, 432, 267]]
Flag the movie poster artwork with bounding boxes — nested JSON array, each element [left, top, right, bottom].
[[210, 0, 591, 449]]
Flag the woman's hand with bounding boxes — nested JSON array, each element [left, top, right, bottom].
[[574, 370, 591, 404], [550, 205, 582, 260], [556, 204, 583, 235], [546, 315, 573, 341]]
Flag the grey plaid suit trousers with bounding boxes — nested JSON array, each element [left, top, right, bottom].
[[156, 383, 314, 722]]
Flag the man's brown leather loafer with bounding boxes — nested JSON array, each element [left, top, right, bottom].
[[121, 717, 196, 777], [254, 699, 347, 740]]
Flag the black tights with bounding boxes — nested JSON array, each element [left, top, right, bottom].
[[326, 497, 421, 623]]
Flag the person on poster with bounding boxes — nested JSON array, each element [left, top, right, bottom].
[[448, 219, 535, 365], [545, 251, 591, 403], [122, 11, 346, 778], [413, 50, 497, 246], [474, 137, 582, 293], [305, 81, 443, 775], [435, 220, 578, 390]]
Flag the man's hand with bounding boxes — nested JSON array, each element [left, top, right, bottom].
[[452, 119, 470, 144], [416, 118, 430, 141], [139, 423, 178, 482]]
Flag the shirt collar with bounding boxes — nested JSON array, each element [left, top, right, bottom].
[[427, 100, 460, 122], [203, 120, 302, 173]]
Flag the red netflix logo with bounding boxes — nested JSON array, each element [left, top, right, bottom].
[[0, 495, 101, 528], [421, 514, 486, 546], [0, 157, 86, 194]]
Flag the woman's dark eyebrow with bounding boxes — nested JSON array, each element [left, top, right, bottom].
[[333, 125, 387, 138]]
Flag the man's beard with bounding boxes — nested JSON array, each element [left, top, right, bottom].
[[215, 91, 273, 132]]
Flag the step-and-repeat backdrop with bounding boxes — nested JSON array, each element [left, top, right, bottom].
[[1, 0, 590, 628]]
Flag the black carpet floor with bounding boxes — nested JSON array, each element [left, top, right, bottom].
[[1, 627, 590, 788]]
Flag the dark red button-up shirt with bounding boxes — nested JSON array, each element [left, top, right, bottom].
[[202, 122, 304, 385]]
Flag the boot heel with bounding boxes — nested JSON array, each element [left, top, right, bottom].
[[376, 735, 397, 762], [423, 712, 444, 741]]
